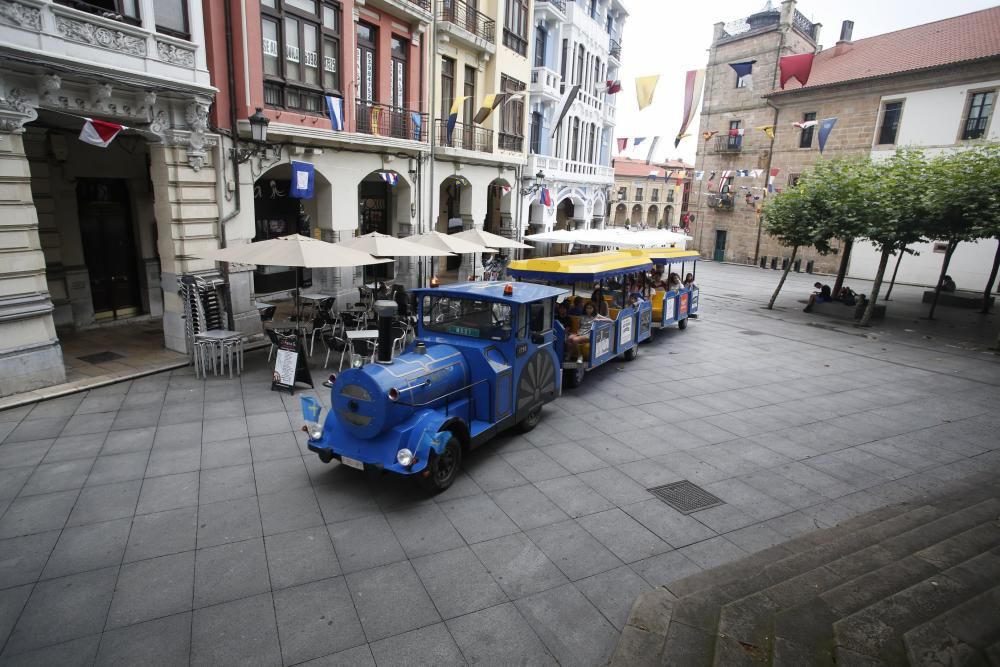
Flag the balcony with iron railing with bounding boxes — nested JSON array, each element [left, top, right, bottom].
[[536, 0, 566, 16], [714, 135, 743, 153], [356, 101, 429, 142], [498, 133, 524, 152], [435, 120, 494, 153], [608, 38, 622, 62], [528, 154, 614, 184], [437, 0, 496, 51], [365, 0, 433, 23]]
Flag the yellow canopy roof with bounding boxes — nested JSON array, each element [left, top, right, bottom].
[[507, 251, 653, 282], [621, 249, 700, 263]]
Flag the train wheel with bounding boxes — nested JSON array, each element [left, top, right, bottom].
[[419, 436, 462, 493], [624, 344, 639, 361], [678, 317, 688, 330], [519, 406, 542, 432], [563, 365, 585, 389]]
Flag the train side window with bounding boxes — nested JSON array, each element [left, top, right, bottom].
[[529, 300, 552, 333]]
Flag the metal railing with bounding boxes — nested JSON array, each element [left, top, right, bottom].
[[608, 38, 622, 60], [403, 0, 431, 9], [438, 0, 495, 42], [498, 133, 523, 152], [435, 120, 494, 153], [715, 135, 743, 153], [356, 101, 429, 142], [792, 9, 818, 40], [503, 29, 527, 56], [53, 0, 140, 26], [536, 0, 566, 11]]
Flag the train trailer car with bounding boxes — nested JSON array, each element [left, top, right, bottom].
[[623, 249, 701, 330], [506, 252, 655, 388], [304, 282, 567, 492]]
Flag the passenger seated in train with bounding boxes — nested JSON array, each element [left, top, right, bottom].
[[566, 301, 612, 361], [683, 273, 696, 289], [556, 301, 573, 330], [667, 272, 684, 292], [568, 296, 585, 315], [590, 288, 610, 316]]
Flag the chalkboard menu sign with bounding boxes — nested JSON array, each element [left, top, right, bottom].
[[272, 333, 313, 395]]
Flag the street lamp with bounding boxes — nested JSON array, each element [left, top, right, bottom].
[[231, 107, 280, 164], [520, 170, 546, 196]]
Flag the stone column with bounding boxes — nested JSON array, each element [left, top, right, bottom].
[[0, 101, 65, 396]]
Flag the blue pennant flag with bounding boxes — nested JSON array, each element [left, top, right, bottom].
[[289, 161, 315, 199], [730, 60, 756, 89], [325, 95, 344, 131], [410, 111, 422, 141], [300, 396, 322, 424], [817, 117, 838, 154]]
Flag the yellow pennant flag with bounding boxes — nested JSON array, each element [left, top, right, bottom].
[[449, 96, 469, 117], [635, 75, 661, 111], [756, 125, 775, 139]]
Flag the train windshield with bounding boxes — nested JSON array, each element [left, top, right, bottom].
[[422, 296, 513, 341]]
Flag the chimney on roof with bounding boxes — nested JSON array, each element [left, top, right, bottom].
[[838, 20, 854, 43]]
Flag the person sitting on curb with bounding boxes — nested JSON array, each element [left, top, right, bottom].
[[804, 282, 832, 312], [940, 275, 957, 292]]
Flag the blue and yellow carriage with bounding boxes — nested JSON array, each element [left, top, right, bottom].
[[622, 249, 701, 330], [506, 252, 656, 388], [305, 281, 566, 492]]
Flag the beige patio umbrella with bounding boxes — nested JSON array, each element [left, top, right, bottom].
[[452, 228, 532, 250], [337, 231, 453, 258], [196, 234, 391, 315], [409, 230, 498, 285], [452, 228, 531, 280]]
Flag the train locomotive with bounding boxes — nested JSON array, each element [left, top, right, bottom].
[[305, 281, 567, 492]]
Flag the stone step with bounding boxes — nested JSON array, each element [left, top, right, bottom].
[[902, 585, 1000, 665], [769, 515, 1000, 666], [833, 547, 1000, 663], [655, 504, 947, 667]]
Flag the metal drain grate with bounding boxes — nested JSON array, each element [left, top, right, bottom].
[[78, 351, 125, 364], [738, 330, 765, 336], [648, 480, 724, 514]]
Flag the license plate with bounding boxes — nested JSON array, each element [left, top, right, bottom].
[[340, 455, 364, 470]]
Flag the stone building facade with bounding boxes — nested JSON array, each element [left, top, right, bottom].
[[688, 0, 824, 267], [610, 157, 691, 230], [0, 0, 237, 396]]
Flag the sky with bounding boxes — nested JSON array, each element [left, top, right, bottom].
[[614, 0, 999, 165]]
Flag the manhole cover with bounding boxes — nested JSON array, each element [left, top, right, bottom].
[[78, 351, 125, 364], [648, 480, 724, 514], [738, 330, 765, 336]]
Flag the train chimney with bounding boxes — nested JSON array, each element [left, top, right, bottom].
[[839, 20, 854, 43], [373, 300, 398, 365]]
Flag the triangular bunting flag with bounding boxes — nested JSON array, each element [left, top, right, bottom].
[[779, 53, 815, 89], [325, 96, 344, 131], [817, 117, 837, 154], [675, 69, 705, 147], [616, 137, 628, 152], [79, 118, 124, 148], [703, 130, 718, 141], [606, 80, 622, 95], [729, 61, 756, 90], [756, 125, 775, 139], [473, 93, 511, 125], [635, 75, 661, 111], [446, 96, 469, 144]]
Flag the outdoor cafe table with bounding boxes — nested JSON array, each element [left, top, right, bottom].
[[193, 329, 244, 378]]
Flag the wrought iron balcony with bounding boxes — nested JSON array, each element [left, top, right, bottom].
[[536, 0, 566, 13], [438, 0, 495, 43], [707, 194, 735, 211], [498, 133, 524, 152], [403, 0, 431, 9], [715, 135, 743, 153], [435, 120, 494, 153], [609, 38, 622, 60], [356, 101, 429, 142]]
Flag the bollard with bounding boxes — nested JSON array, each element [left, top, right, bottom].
[[760, 256, 767, 268], [771, 257, 778, 270], [794, 259, 801, 272], [782, 258, 789, 270], [806, 260, 815, 273]]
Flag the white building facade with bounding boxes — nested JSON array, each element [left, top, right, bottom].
[[0, 0, 233, 395], [522, 0, 626, 241], [850, 76, 1000, 289]]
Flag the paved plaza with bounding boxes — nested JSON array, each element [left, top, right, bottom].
[[1, 262, 998, 666]]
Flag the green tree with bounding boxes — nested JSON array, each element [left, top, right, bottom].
[[959, 144, 1000, 313], [762, 163, 839, 309], [923, 147, 994, 318], [858, 150, 932, 326]]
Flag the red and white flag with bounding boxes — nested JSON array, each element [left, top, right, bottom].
[[79, 118, 125, 148]]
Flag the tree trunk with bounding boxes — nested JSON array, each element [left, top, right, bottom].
[[981, 239, 1000, 314], [884, 247, 906, 301], [928, 239, 958, 320], [860, 247, 892, 327], [832, 238, 854, 298], [767, 245, 798, 310]]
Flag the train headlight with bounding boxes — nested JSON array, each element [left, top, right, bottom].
[[303, 422, 323, 441], [396, 448, 415, 467], [352, 356, 364, 369]]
